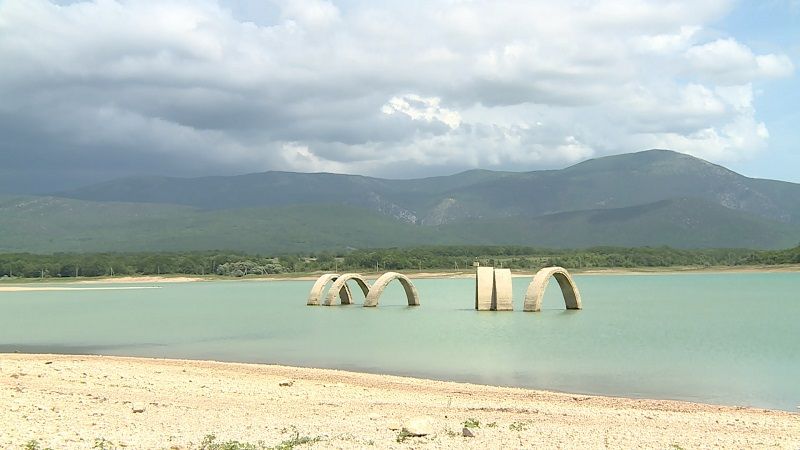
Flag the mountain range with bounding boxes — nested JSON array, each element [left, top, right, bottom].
[[2, 149, 799, 253]]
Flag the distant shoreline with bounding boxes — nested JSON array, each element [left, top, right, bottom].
[[1, 264, 799, 288], [1, 353, 797, 449]]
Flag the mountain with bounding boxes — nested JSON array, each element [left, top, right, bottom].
[[443, 197, 800, 249], [2, 149, 799, 253], [60, 150, 800, 226], [0, 196, 450, 253], [0, 195, 797, 253]]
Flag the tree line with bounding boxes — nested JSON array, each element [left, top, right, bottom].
[[0, 245, 798, 279]]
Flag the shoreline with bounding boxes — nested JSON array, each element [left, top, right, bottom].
[[1, 264, 799, 288], [2, 353, 798, 449]]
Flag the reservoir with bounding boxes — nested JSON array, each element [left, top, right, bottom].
[[1, 272, 798, 411]]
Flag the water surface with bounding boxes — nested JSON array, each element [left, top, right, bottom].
[[1, 273, 798, 411]]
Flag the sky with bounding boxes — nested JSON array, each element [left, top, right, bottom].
[[0, 0, 797, 193]]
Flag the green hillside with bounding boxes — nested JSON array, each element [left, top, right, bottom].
[[3, 150, 799, 253], [0, 196, 449, 253], [1, 195, 797, 253], [59, 150, 800, 226], [441, 198, 800, 249]]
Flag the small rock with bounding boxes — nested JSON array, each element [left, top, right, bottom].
[[402, 416, 434, 437], [279, 380, 294, 387], [387, 420, 402, 431], [131, 402, 146, 413], [368, 412, 381, 420], [462, 427, 475, 437], [10, 405, 19, 412]]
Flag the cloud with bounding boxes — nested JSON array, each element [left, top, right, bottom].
[[280, 0, 339, 29], [381, 94, 462, 129], [0, 0, 794, 191], [685, 38, 795, 83]]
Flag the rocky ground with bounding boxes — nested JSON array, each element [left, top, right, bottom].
[[1, 354, 798, 449]]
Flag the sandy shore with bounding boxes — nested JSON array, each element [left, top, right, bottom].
[[2, 265, 798, 287], [1, 354, 797, 449], [75, 276, 205, 284], [0, 286, 162, 292]]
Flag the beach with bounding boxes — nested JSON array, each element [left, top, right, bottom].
[[1, 354, 797, 449], [2, 264, 800, 290]]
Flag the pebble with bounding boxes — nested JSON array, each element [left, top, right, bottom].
[[387, 420, 402, 431], [279, 380, 294, 387], [462, 427, 475, 437], [131, 402, 146, 413], [368, 412, 381, 420], [402, 416, 434, 436]]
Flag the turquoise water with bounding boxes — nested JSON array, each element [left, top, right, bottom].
[[1, 273, 799, 411]]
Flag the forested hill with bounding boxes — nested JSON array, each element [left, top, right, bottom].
[[1, 149, 799, 253], [58, 149, 800, 226]]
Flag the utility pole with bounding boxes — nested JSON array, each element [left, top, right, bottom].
[[75, 267, 79, 278], [41, 269, 44, 279]]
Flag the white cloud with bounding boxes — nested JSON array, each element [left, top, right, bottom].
[[685, 38, 795, 83], [634, 26, 699, 54], [279, 0, 339, 29], [381, 94, 462, 129], [0, 0, 794, 185]]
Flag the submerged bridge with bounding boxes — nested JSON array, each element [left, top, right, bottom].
[[475, 265, 582, 311], [307, 266, 581, 312], [307, 272, 420, 307]]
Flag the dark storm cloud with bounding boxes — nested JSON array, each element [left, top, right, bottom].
[[0, 0, 793, 192]]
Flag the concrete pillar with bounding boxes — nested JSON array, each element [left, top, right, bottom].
[[475, 266, 494, 311], [491, 268, 513, 311]]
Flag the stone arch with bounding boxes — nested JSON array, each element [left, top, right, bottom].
[[307, 273, 353, 306], [364, 272, 420, 307], [523, 266, 582, 312], [324, 273, 371, 306]]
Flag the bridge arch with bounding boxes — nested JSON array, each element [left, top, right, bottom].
[[523, 266, 582, 312], [307, 274, 353, 306], [324, 273, 371, 306], [364, 272, 420, 307]]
